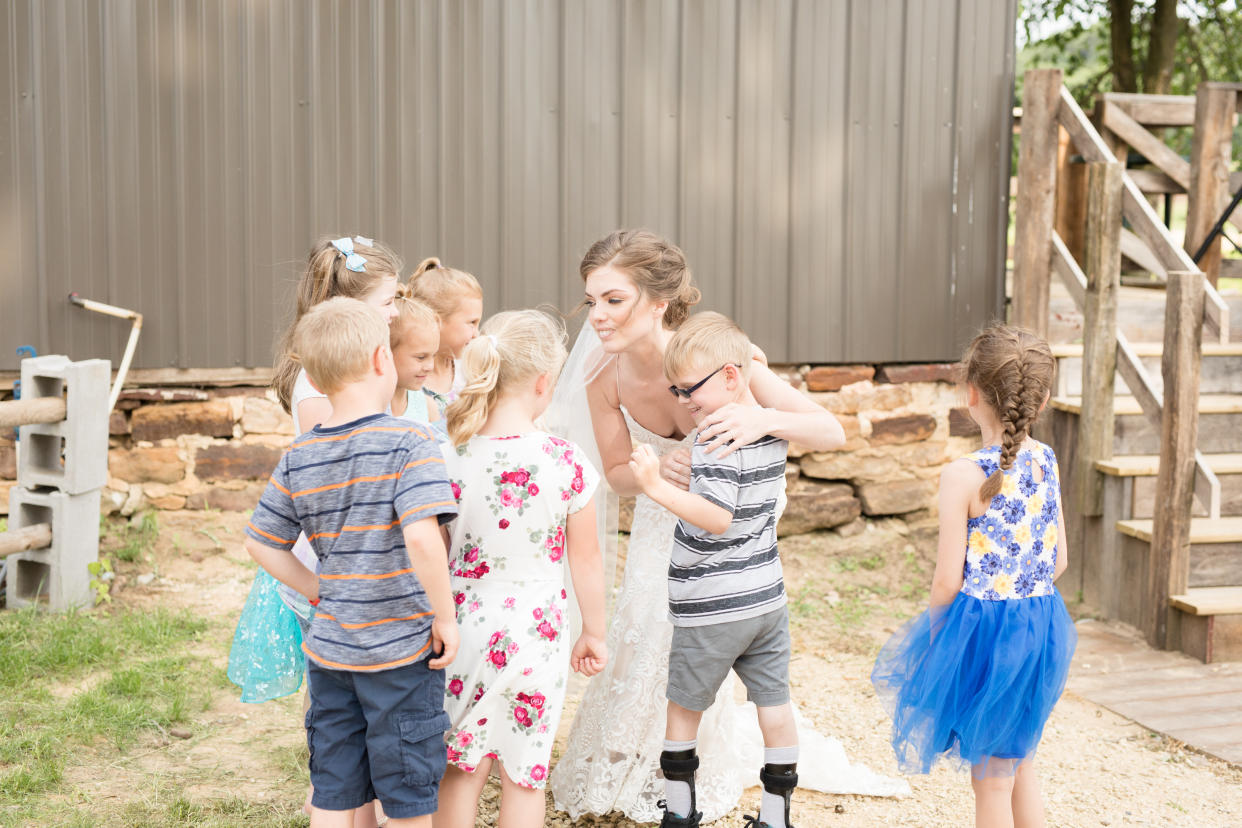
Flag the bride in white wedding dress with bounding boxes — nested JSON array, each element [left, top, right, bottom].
[[546, 230, 909, 823]]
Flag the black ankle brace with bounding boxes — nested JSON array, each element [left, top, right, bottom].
[[660, 748, 699, 782], [759, 762, 798, 793]]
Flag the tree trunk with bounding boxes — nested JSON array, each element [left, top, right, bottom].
[[1109, 0, 1137, 92], [1142, 0, 1179, 94]]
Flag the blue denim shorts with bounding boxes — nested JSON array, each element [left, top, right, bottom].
[[305, 656, 449, 818]]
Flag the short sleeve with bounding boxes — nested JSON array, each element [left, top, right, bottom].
[[290, 369, 328, 434], [395, 432, 459, 526], [566, 443, 601, 515], [689, 440, 740, 515], [246, 454, 301, 550]]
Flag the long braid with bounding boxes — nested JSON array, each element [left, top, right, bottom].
[[968, 327, 1056, 503]]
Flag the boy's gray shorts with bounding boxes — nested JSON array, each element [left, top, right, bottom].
[[667, 605, 791, 712]]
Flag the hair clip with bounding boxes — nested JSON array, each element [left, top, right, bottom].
[[331, 237, 368, 273], [486, 334, 499, 347]]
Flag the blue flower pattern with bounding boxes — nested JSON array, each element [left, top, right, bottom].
[[962, 442, 1060, 601]]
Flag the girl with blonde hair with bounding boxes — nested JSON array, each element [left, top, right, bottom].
[[407, 256, 483, 411]]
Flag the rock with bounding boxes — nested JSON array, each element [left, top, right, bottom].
[[241, 397, 295, 436], [857, 479, 937, 516], [120, 483, 146, 517], [169, 727, 192, 739], [204, 482, 265, 512], [136, 573, 156, 586], [109, 446, 186, 484], [184, 492, 208, 510], [812, 381, 912, 415], [0, 437, 14, 479], [949, 406, 981, 437], [867, 413, 937, 445], [835, 517, 866, 538], [806, 365, 875, 392], [876, 363, 960, 384], [194, 443, 284, 481], [149, 495, 186, 510], [131, 400, 234, 442], [109, 410, 130, 436], [800, 451, 899, 483], [778, 480, 861, 536]]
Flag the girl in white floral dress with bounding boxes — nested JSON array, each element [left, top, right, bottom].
[[435, 310, 609, 828]]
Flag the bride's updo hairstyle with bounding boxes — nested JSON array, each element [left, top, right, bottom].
[[579, 229, 702, 329], [446, 309, 568, 446], [962, 324, 1055, 502]]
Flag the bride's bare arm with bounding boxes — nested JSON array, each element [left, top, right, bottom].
[[697, 363, 846, 456], [586, 374, 647, 497]]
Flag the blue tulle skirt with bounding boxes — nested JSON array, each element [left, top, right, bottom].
[[871, 591, 1076, 777], [227, 569, 307, 703]]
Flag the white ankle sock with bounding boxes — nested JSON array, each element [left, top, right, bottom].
[[663, 739, 697, 817], [759, 745, 799, 828]]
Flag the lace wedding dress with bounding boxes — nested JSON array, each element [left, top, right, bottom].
[[546, 328, 910, 823]]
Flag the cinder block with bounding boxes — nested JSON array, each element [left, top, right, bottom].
[[18, 356, 111, 494], [7, 486, 100, 610]]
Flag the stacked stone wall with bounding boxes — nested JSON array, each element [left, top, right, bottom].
[[0, 365, 983, 543]]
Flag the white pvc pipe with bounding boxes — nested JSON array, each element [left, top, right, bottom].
[[68, 292, 143, 411]]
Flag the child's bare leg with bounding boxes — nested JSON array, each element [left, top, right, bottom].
[[971, 759, 1016, 828], [433, 757, 493, 828], [755, 702, 796, 748], [495, 761, 545, 828], [351, 801, 380, 828], [1011, 760, 1046, 828], [666, 700, 704, 742], [310, 809, 356, 828]]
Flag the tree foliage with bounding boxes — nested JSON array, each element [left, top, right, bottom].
[[1019, 1, 1242, 105]]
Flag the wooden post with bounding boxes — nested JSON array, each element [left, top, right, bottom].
[[1185, 83, 1237, 288], [1013, 69, 1062, 336], [1054, 126, 1088, 265], [1075, 161, 1124, 518], [1146, 271, 1205, 648], [0, 524, 53, 558]]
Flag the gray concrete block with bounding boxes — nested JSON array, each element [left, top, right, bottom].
[[18, 356, 111, 495], [7, 486, 101, 610]]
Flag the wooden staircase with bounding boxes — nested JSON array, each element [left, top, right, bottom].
[[1045, 343, 1242, 661], [1016, 69, 1242, 662]]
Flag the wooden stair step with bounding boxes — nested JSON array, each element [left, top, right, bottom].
[[1051, 342, 1242, 358], [1052, 394, 1242, 415], [1096, 453, 1242, 477], [1116, 517, 1242, 544], [1169, 587, 1242, 616]]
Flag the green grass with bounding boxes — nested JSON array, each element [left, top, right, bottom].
[[0, 606, 209, 809], [102, 511, 160, 563]]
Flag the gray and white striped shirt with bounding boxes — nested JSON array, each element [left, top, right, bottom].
[[668, 433, 788, 627]]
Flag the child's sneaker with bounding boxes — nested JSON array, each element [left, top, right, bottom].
[[658, 799, 702, 828]]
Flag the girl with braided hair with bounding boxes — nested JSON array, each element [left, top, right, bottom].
[[871, 324, 1076, 828]]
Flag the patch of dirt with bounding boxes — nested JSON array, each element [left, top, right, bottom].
[[53, 511, 1242, 826]]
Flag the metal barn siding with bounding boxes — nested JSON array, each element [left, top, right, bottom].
[[0, 0, 1015, 371]]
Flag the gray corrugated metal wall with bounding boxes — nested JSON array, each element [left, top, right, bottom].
[[0, 0, 1014, 371]]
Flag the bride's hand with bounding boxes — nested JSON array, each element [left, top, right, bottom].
[[659, 447, 692, 491], [696, 403, 770, 458]]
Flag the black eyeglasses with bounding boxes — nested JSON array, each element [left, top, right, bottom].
[[668, 364, 737, 399]]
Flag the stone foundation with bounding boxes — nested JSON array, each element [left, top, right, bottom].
[[0, 364, 980, 544]]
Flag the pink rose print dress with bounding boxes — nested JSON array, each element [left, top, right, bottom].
[[440, 432, 600, 788]]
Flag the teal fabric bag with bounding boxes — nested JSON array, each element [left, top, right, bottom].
[[228, 568, 306, 703]]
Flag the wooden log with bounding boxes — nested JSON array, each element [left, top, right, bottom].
[[0, 523, 52, 557], [1185, 83, 1238, 288], [1147, 271, 1206, 649], [1102, 92, 1197, 127], [1013, 69, 1062, 336], [0, 397, 67, 428], [1077, 161, 1124, 518], [1120, 227, 1168, 278], [1128, 169, 1185, 194], [1101, 101, 1191, 188], [1051, 231, 1087, 309]]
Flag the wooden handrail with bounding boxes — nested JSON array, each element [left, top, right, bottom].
[[1051, 231, 1222, 519], [1057, 85, 1230, 344], [1100, 101, 1191, 188]]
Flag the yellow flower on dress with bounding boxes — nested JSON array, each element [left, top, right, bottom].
[[1028, 494, 1044, 516], [1001, 474, 1019, 497], [1043, 524, 1059, 549], [1014, 524, 1032, 545], [993, 573, 1015, 598], [969, 530, 987, 550]]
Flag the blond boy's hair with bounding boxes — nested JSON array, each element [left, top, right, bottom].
[[663, 311, 752, 382], [291, 297, 390, 395]]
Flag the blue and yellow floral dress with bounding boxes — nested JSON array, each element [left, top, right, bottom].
[[871, 440, 1076, 777]]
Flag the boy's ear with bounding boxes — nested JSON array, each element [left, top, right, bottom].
[[724, 363, 743, 388], [373, 344, 392, 375]]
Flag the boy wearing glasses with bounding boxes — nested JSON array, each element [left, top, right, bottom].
[[629, 312, 800, 828]]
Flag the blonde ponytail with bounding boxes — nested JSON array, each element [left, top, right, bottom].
[[445, 310, 567, 446]]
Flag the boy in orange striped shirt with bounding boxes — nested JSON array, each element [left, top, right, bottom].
[[245, 297, 459, 828]]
